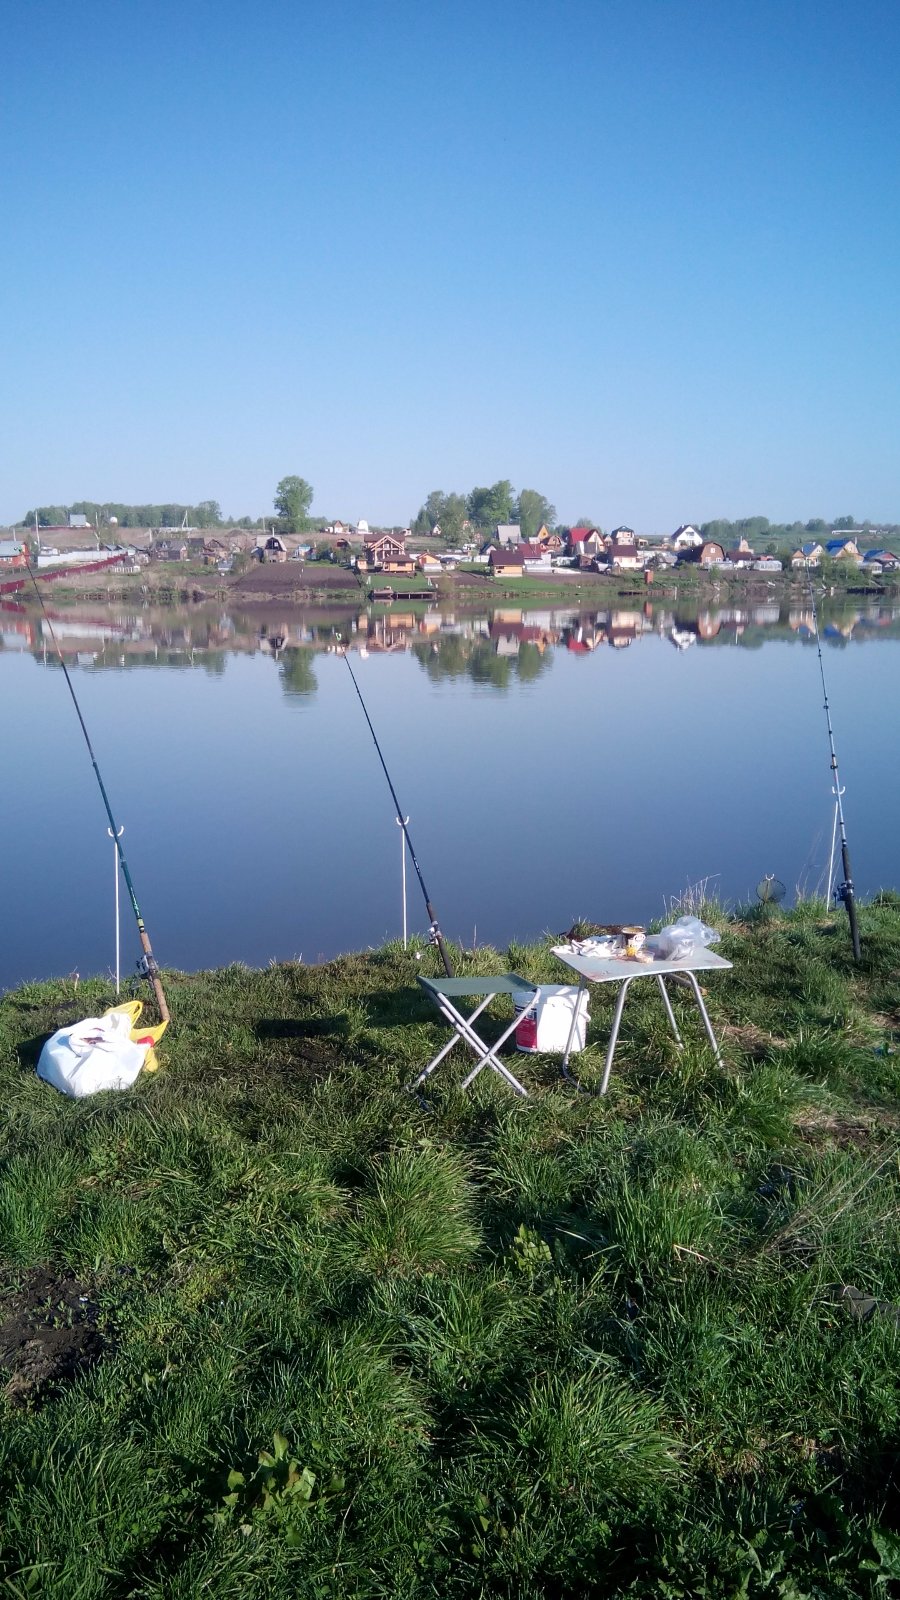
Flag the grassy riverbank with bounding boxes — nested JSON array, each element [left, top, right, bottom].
[[2, 901, 900, 1596]]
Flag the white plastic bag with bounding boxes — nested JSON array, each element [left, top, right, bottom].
[[645, 916, 721, 962], [37, 1010, 150, 1098]]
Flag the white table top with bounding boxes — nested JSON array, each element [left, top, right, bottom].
[[551, 945, 733, 984]]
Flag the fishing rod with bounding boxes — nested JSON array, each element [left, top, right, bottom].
[[25, 564, 170, 1020], [336, 635, 454, 977], [804, 561, 861, 961]]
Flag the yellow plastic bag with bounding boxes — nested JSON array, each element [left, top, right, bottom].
[[101, 1001, 168, 1073]]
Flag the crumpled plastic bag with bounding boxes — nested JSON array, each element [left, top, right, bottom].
[[644, 916, 721, 962], [36, 1001, 167, 1099]]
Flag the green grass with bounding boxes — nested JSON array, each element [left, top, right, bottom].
[[1, 905, 899, 1595]]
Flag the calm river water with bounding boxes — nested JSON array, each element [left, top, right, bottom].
[[2, 593, 898, 989]]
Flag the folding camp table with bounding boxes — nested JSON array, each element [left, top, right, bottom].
[[550, 945, 732, 1095], [413, 974, 541, 1098]]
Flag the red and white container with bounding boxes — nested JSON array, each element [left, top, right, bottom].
[[514, 986, 590, 1053]]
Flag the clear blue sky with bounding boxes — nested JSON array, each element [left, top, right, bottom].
[[2, 0, 898, 531]]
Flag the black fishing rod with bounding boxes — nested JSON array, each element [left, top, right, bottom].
[[336, 636, 454, 977], [26, 565, 170, 1020], [804, 561, 861, 961]]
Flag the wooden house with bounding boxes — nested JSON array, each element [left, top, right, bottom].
[[364, 530, 407, 567], [489, 548, 527, 576]]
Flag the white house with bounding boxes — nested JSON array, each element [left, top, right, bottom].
[[671, 525, 703, 550]]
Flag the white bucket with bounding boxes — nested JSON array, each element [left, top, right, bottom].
[[514, 986, 590, 1054]]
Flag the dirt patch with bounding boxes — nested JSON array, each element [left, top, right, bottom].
[[793, 1107, 900, 1150], [0, 1267, 105, 1408], [721, 1020, 784, 1058]]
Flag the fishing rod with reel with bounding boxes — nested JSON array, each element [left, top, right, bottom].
[[804, 561, 861, 961], [25, 564, 170, 1020], [335, 633, 454, 978]]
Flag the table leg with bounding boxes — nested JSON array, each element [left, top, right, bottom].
[[600, 977, 634, 1095], [683, 972, 725, 1066], [560, 979, 588, 1083], [656, 974, 683, 1047]]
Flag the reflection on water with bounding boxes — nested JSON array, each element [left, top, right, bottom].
[[3, 594, 899, 684], [1, 593, 898, 990]]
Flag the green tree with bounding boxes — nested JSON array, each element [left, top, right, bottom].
[[274, 476, 314, 533], [411, 490, 466, 543], [467, 480, 515, 529], [515, 489, 557, 541]]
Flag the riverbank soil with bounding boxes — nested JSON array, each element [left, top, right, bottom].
[[1, 900, 899, 1595]]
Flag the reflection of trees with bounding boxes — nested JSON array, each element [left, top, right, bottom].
[[279, 649, 318, 701], [516, 642, 550, 682], [412, 635, 512, 689], [411, 637, 469, 681], [468, 640, 510, 688]]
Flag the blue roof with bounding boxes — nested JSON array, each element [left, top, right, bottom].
[[801, 541, 821, 556], [863, 548, 896, 562], [825, 537, 856, 555]]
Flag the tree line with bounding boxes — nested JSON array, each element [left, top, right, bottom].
[[18, 500, 235, 530], [411, 483, 561, 543]]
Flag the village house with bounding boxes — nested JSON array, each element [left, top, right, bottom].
[[364, 530, 408, 569], [257, 533, 288, 563], [608, 542, 644, 571], [535, 524, 564, 553], [416, 552, 443, 575], [202, 538, 229, 565], [0, 539, 28, 569], [610, 526, 636, 546], [862, 549, 899, 572], [671, 524, 704, 550], [150, 537, 189, 562], [825, 537, 862, 561], [791, 541, 824, 569], [724, 538, 757, 569], [679, 540, 726, 568], [519, 542, 552, 571], [489, 547, 528, 577], [567, 526, 606, 558], [496, 524, 522, 546]]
